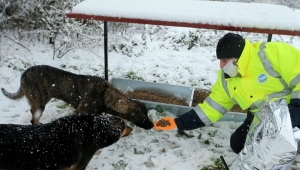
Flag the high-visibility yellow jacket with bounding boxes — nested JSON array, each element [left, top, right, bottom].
[[175, 39, 300, 130]]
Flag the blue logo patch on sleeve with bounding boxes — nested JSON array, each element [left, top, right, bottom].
[[257, 74, 268, 84]]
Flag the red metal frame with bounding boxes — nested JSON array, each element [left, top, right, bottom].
[[67, 13, 300, 36]]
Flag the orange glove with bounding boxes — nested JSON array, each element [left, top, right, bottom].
[[154, 117, 177, 130]]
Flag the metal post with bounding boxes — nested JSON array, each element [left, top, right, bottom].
[[220, 155, 229, 170], [104, 21, 108, 80], [267, 34, 272, 42]]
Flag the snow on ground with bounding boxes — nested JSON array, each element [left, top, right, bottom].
[[1, 25, 300, 169]]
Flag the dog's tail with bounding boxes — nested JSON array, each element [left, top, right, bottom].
[[1, 87, 24, 100]]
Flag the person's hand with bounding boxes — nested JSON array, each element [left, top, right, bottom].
[[154, 117, 177, 130]]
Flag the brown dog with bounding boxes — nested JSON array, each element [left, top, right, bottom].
[[1, 65, 153, 129], [0, 113, 132, 170]]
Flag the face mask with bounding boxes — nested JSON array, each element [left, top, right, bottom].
[[223, 59, 238, 77]]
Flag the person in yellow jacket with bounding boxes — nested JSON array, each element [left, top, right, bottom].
[[154, 32, 300, 154]]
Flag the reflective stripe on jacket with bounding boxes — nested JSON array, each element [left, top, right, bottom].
[[187, 39, 300, 127]]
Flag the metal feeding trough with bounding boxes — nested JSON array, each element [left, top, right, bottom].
[[110, 78, 246, 122]]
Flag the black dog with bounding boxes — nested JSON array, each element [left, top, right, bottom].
[[0, 113, 132, 170], [1, 65, 153, 129]]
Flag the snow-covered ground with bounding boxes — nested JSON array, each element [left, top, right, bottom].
[[1, 24, 300, 170]]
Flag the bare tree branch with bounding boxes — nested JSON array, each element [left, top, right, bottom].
[[3, 35, 31, 52]]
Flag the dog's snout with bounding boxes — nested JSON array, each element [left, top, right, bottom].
[[141, 119, 154, 130], [120, 125, 133, 138], [134, 119, 154, 130]]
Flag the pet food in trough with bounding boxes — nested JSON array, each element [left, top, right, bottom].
[[110, 78, 193, 106], [110, 78, 194, 116], [110, 78, 246, 122]]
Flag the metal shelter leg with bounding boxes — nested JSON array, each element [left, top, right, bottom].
[[104, 21, 108, 80], [220, 155, 229, 170], [267, 34, 272, 42]]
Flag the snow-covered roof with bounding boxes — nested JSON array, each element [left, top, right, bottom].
[[67, 0, 300, 36]]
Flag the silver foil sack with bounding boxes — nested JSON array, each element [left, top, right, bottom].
[[231, 99, 299, 170]]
